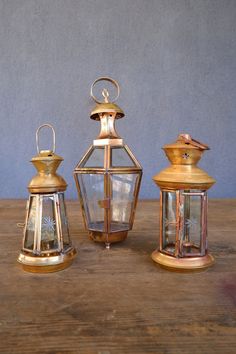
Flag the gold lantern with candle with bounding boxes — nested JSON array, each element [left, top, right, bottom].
[[152, 134, 215, 270], [74, 77, 142, 248]]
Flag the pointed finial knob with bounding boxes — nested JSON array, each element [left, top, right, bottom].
[[102, 88, 110, 103]]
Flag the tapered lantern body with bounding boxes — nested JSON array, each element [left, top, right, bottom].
[[18, 124, 76, 272], [74, 77, 142, 248], [151, 134, 216, 270]]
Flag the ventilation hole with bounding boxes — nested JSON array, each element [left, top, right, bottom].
[[182, 153, 190, 159]]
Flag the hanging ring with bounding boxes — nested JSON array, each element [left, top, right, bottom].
[[36, 123, 56, 154], [90, 77, 120, 104]]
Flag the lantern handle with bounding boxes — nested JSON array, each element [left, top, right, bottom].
[[178, 134, 209, 150], [36, 123, 56, 154], [90, 77, 120, 104]]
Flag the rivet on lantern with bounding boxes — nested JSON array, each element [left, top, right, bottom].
[[74, 77, 143, 249], [18, 124, 77, 272], [151, 134, 216, 271]]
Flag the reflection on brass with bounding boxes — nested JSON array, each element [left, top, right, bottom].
[[74, 77, 142, 248], [151, 250, 214, 271], [18, 248, 77, 273], [152, 134, 215, 271]]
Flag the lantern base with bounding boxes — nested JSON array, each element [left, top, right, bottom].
[[17, 247, 77, 273], [89, 230, 128, 244], [151, 250, 214, 271]]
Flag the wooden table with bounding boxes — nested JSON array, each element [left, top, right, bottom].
[[0, 199, 236, 354]]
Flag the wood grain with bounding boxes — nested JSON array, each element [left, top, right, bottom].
[[0, 199, 235, 354]]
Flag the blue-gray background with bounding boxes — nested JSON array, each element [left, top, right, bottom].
[[0, 0, 235, 199]]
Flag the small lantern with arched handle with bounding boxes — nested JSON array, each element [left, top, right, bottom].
[[18, 124, 77, 272]]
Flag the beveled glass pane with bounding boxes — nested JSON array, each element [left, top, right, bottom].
[[83, 147, 105, 168], [58, 193, 71, 248], [78, 174, 105, 231], [179, 191, 202, 256], [24, 196, 36, 250], [41, 196, 58, 251], [162, 191, 177, 255], [110, 173, 139, 231], [111, 147, 136, 167]]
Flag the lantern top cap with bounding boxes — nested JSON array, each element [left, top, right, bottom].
[[28, 124, 67, 193], [90, 77, 124, 120], [153, 133, 215, 190], [163, 133, 210, 151]]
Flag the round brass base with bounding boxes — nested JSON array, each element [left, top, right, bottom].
[[89, 230, 128, 244], [17, 248, 77, 273], [151, 250, 214, 271]]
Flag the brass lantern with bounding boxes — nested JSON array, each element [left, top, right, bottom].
[[18, 124, 77, 272], [74, 77, 142, 248], [151, 134, 216, 270]]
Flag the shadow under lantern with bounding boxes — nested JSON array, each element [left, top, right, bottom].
[[18, 124, 76, 272], [74, 77, 142, 248], [151, 134, 216, 271]]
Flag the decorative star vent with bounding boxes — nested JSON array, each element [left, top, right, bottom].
[[182, 153, 190, 159]]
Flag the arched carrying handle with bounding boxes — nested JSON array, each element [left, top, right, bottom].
[[36, 123, 56, 154], [90, 77, 120, 104]]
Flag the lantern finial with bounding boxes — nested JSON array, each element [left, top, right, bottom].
[[102, 88, 110, 103], [90, 77, 124, 121], [177, 133, 210, 150]]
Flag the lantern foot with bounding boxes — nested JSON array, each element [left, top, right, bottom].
[[151, 250, 214, 271], [89, 230, 128, 244], [105, 242, 110, 249], [17, 247, 77, 273]]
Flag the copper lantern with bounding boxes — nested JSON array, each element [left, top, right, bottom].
[[74, 77, 142, 248], [151, 134, 216, 270], [18, 124, 77, 272]]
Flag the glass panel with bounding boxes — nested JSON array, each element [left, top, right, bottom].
[[24, 196, 37, 250], [110, 174, 139, 232], [77, 174, 105, 231], [41, 196, 58, 251], [58, 193, 71, 248], [162, 191, 177, 255], [82, 147, 105, 168], [179, 191, 202, 256], [111, 147, 136, 167]]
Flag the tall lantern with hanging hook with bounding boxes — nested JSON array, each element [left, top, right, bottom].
[[18, 124, 77, 272], [74, 77, 142, 248], [151, 134, 216, 271]]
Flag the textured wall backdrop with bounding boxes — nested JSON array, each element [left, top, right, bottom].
[[0, 0, 236, 199]]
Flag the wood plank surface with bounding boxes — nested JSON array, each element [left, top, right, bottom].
[[0, 199, 235, 354]]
